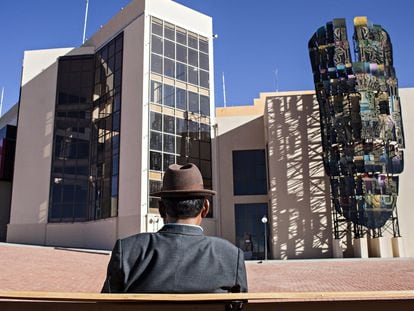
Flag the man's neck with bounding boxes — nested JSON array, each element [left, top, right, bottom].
[[166, 216, 202, 226]]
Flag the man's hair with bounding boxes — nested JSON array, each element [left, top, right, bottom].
[[161, 197, 205, 219]]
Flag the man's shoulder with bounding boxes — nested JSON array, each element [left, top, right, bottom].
[[203, 236, 241, 252]]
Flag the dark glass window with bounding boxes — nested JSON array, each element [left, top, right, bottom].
[[188, 33, 198, 49], [164, 23, 175, 40], [188, 120, 199, 139], [164, 58, 175, 78], [235, 203, 268, 260], [50, 54, 94, 222], [200, 95, 210, 116], [176, 44, 187, 63], [150, 131, 162, 151], [163, 153, 175, 170], [150, 151, 162, 171], [163, 115, 175, 134], [163, 85, 175, 107], [188, 92, 199, 114], [188, 66, 198, 85], [151, 54, 162, 74], [176, 118, 187, 136], [151, 35, 163, 55], [176, 28, 186, 45], [151, 81, 163, 104], [164, 40, 175, 59], [200, 124, 211, 141], [150, 111, 162, 131], [188, 48, 198, 67], [152, 19, 163, 36], [176, 62, 187, 82], [163, 134, 175, 153], [233, 150, 267, 195], [200, 70, 209, 88], [199, 53, 209, 70], [176, 88, 187, 110], [199, 38, 208, 53]]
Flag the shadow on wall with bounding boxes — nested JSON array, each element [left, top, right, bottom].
[[266, 94, 334, 259]]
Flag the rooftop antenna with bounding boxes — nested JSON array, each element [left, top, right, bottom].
[[0, 87, 4, 117], [222, 72, 227, 107], [274, 68, 279, 92], [82, 0, 89, 44]]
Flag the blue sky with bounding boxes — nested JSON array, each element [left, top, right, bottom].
[[0, 0, 413, 115]]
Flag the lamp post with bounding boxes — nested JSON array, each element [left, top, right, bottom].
[[261, 215, 268, 261]]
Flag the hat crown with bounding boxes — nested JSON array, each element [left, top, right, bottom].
[[151, 163, 216, 198], [162, 163, 203, 191]]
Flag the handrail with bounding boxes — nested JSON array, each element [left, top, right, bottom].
[[1, 290, 414, 302]]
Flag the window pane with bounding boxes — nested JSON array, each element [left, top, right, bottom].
[[176, 27, 186, 45], [233, 150, 267, 195], [150, 151, 162, 171], [189, 120, 199, 139], [188, 66, 198, 85], [152, 20, 163, 36], [200, 160, 211, 179], [164, 23, 175, 40], [151, 81, 163, 105], [176, 118, 187, 136], [150, 131, 162, 151], [176, 62, 187, 82], [200, 70, 209, 88], [188, 33, 198, 49], [199, 38, 208, 53], [163, 153, 175, 170], [200, 95, 210, 116], [151, 35, 163, 55], [188, 91, 199, 114], [189, 139, 200, 158], [199, 53, 209, 70], [164, 39, 175, 59], [163, 115, 175, 134], [150, 111, 162, 131], [163, 134, 175, 153], [151, 54, 162, 74], [188, 48, 198, 67], [200, 124, 211, 141], [176, 44, 187, 63], [176, 88, 187, 110], [149, 180, 162, 194], [163, 84, 175, 107], [164, 58, 175, 78], [176, 136, 186, 156]]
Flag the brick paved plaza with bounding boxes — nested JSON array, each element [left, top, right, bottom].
[[1, 242, 414, 293]]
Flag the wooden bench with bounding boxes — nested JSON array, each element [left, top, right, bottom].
[[1, 290, 414, 311]]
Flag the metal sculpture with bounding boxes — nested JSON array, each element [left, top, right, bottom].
[[308, 17, 404, 236]]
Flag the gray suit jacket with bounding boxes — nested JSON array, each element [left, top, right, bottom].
[[102, 224, 248, 293]]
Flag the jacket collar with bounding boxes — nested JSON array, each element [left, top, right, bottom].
[[159, 223, 204, 236]]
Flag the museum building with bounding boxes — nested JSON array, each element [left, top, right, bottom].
[[2, 0, 414, 259]]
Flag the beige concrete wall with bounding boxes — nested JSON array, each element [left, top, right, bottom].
[[116, 13, 146, 241], [216, 115, 267, 244], [45, 218, 117, 250], [8, 49, 66, 245], [396, 88, 414, 257], [264, 93, 332, 259]]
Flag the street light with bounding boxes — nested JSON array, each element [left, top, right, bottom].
[[261, 215, 268, 261]]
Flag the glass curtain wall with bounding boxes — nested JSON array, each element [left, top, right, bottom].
[[90, 33, 123, 220], [49, 33, 123, 223], [49, 55, 94, 222], [148, 17, 212, 214]]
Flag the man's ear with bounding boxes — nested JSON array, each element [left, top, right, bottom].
[[200, 199, 210, 218]]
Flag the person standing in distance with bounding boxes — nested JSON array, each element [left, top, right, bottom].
[[102, 163, 248, 293]]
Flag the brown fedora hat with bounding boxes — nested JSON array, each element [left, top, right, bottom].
[[151, 163, 216, 198]]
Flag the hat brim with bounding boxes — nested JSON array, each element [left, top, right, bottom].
[[151, 189, 216, 198]]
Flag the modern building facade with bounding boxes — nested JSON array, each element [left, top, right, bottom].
[[7, 0, 215, 249], [216, 88, 414, 259]]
